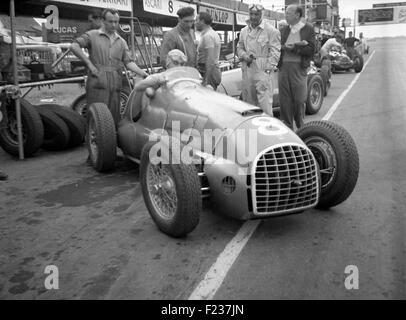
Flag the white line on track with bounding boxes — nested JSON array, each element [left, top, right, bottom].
[[323, 50, 376, 121], [188, 220, 261, 300], [188, 50, 376, 301]]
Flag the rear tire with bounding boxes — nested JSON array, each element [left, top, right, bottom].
[[0, 98, 43, 157], [140, 141, 201, 238], [86, 103, 117, 172], [35, 107, 71, 151], [306, 74, 324, 115], [353, 55, 364, 73], [296, 121, 359, 209], [38, 104, 85, 148]]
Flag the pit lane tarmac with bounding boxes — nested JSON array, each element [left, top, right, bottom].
[[1, 38, 405, 299]]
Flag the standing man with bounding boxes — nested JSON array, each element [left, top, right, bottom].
[[70, 8, 148, 127], [160, 7, 197, 69], [195, 12, 222, 90], [344, 31, 359, 60], [319, 33, 342, 81], [237, 4, 281, 116], [87, 9, 103, 30], [278, 5, 316, 130]]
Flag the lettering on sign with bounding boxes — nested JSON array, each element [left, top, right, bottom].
[[52, 26, 78, 34], [236, 13, 249, 26], [51, 0, 132, 12], [199, 7, 233, 25], [143, 0, 197, 17]]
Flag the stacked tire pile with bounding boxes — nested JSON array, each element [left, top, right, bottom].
[[0, 98, 86, 157]]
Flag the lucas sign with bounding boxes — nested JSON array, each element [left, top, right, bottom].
[[51, 0, 132, 12], [143, 0, 197, 17]]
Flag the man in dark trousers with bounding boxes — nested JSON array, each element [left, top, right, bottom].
[[278, 5, 316, 130], [344, 31, 359, 60], [70, 8, 148, 127], [160, 7, 197, 69]]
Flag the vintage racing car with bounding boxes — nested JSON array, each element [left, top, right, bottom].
[[328, 48, 364, 73], [218, 64, 327, 116], [86, 67, 359, 238]]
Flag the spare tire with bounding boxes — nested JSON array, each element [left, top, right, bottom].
[[38, 104, 85, 148], [71, 93, 87, 119], [0, 98, 44, 157], [306, 74, 324, 115], [35, 107, 71, 151], [296, 121, 359, 209]]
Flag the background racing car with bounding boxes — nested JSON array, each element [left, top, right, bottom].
[[86, 67, 359, 238], [218, 64, 328, 116], [327, 47, 364, 73]]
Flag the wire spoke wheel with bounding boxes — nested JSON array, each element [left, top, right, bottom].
[[310, 82, 322, 106], [146, 163, 178, 220]]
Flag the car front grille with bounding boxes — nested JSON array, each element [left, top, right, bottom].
[[253, 144, 319, 215]]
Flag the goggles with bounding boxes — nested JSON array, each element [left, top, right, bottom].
[[249, 4, 265, 12]]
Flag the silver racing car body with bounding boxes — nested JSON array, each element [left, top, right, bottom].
[[86, 67, 359, 237]]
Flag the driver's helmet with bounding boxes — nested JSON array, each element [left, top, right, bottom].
[[166, 49, 187, 68]]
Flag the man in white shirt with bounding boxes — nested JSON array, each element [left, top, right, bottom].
[[320, 34, 342, 59]]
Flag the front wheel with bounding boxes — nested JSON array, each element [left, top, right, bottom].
[[306, 74, 324, 115], [296, 121, 359, 209], [140, 141, 201, 238]]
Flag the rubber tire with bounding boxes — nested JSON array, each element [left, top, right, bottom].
[[353, 55, 364, 73], [296, 120, 359, 209], [71, 93, 87, 119], [306, 74, 324, 115], [38, 104, 86, 148], [35, 107, 71, 151], [140, 141, 201, 238], [86, 103, 117, 172], [0, 98, 44, 157]]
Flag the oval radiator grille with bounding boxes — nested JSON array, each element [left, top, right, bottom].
[[253, 144, 319, 215]]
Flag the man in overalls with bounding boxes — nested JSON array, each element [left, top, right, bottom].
[[237, 4, 281, 116], [70, 8, 148, 126]]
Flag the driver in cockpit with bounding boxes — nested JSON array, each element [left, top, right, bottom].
[[134, 49, 187, 92]]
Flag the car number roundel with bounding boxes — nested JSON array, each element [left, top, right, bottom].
[[251, 117, 289, 136]]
